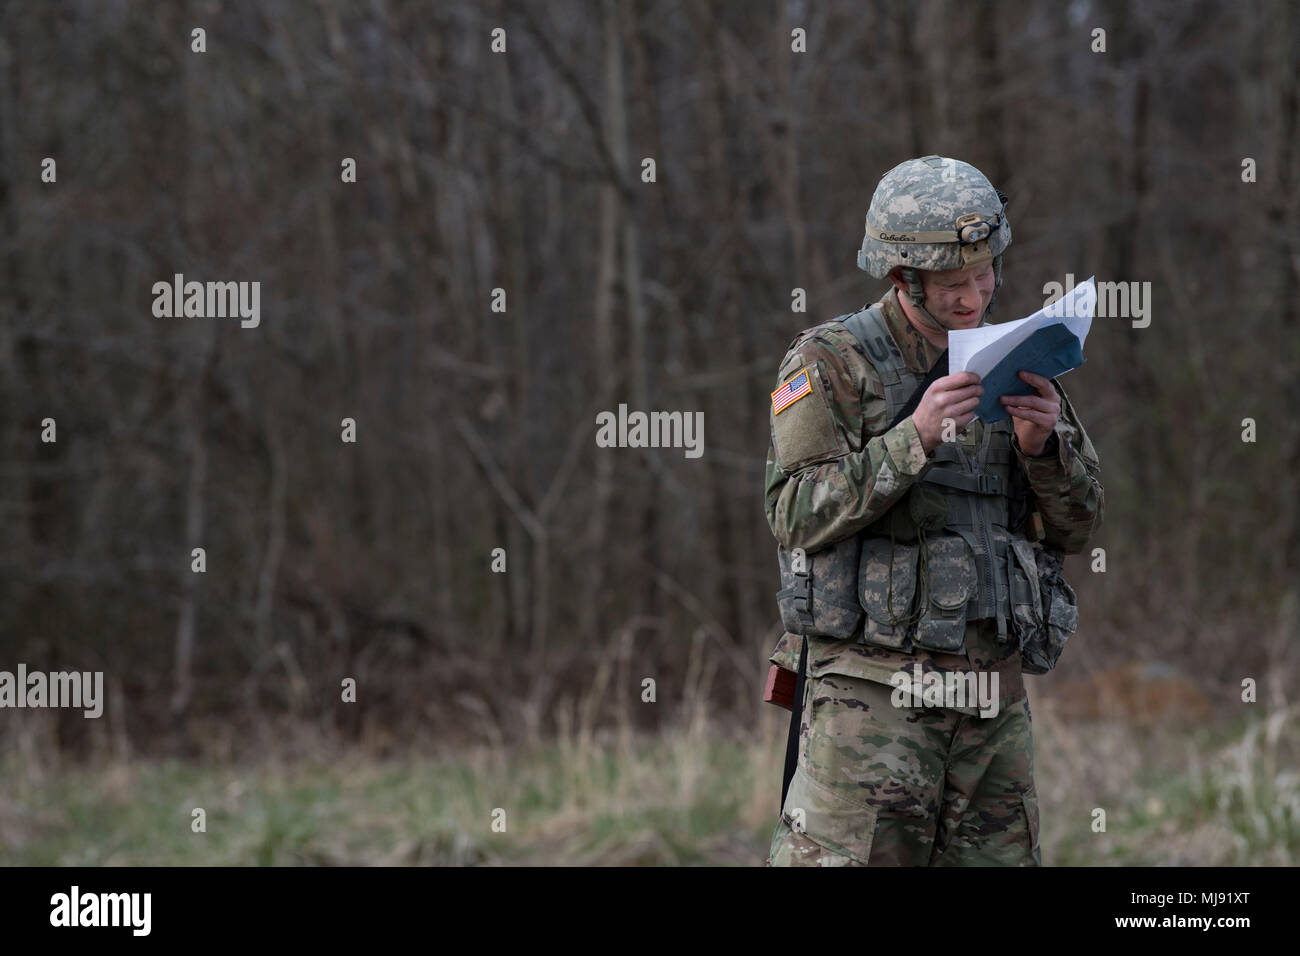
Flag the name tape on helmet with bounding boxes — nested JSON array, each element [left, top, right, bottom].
[[864, 213, 1003, 245]]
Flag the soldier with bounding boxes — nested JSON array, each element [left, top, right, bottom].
[[764, 155, 1103, 866]]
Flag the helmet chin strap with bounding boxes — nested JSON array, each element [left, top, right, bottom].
[[900, 255, 1004, 335], [989, 254, 1003, 318], [900, 266, 953, 334]]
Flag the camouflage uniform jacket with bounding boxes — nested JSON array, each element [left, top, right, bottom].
[[765, 286, 1104, 704]]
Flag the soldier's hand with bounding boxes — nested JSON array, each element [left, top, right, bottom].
[[1000, 370, 1060, 456], [912, 372, 983, 454]]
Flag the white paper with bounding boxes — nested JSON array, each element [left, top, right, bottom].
[[948, 276, 1096, 377]]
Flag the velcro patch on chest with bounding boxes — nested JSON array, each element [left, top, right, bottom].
[[771, 368, 813, 415]]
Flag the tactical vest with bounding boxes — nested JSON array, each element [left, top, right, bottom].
[[836, 305, 1022, 653]]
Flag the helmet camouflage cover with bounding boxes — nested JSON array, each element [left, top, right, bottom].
[[857, 155, 1011, 278]]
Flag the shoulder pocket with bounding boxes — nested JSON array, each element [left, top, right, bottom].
[[771, 361, 850, 472]]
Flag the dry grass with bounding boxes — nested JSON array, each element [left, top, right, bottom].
[[2, 649, 1294, 866]]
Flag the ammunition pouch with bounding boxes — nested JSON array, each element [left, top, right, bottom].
[[912, 534, 976, 652], [1009, 539, 1079, 674], [858, 531, 977, 653], [858, 535, 915, 648], [775, 503, 1079, 668], [775, 536, 863, 639]]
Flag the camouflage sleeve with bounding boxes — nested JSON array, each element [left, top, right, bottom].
[[764, 325, 930, 553], [769, 631, 801, 672], [1012, 378, 1104, 555]]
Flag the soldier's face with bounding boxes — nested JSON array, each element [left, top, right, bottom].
[[920, 262, 996, 328]]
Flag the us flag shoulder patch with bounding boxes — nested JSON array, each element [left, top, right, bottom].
[[771, 368, 813, 415]]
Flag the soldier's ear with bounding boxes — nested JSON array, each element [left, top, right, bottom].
[[887, 267, 908, 295]]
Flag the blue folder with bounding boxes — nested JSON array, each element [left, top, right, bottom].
[[975, 323, 1085, 422]]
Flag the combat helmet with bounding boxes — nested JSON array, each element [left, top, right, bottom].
[[857, 155, 1011, 333]]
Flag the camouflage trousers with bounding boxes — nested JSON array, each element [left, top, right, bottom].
[[767, 664, 1042, 866]]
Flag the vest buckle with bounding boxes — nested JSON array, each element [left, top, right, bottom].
[[792, 571, 815, 628]]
